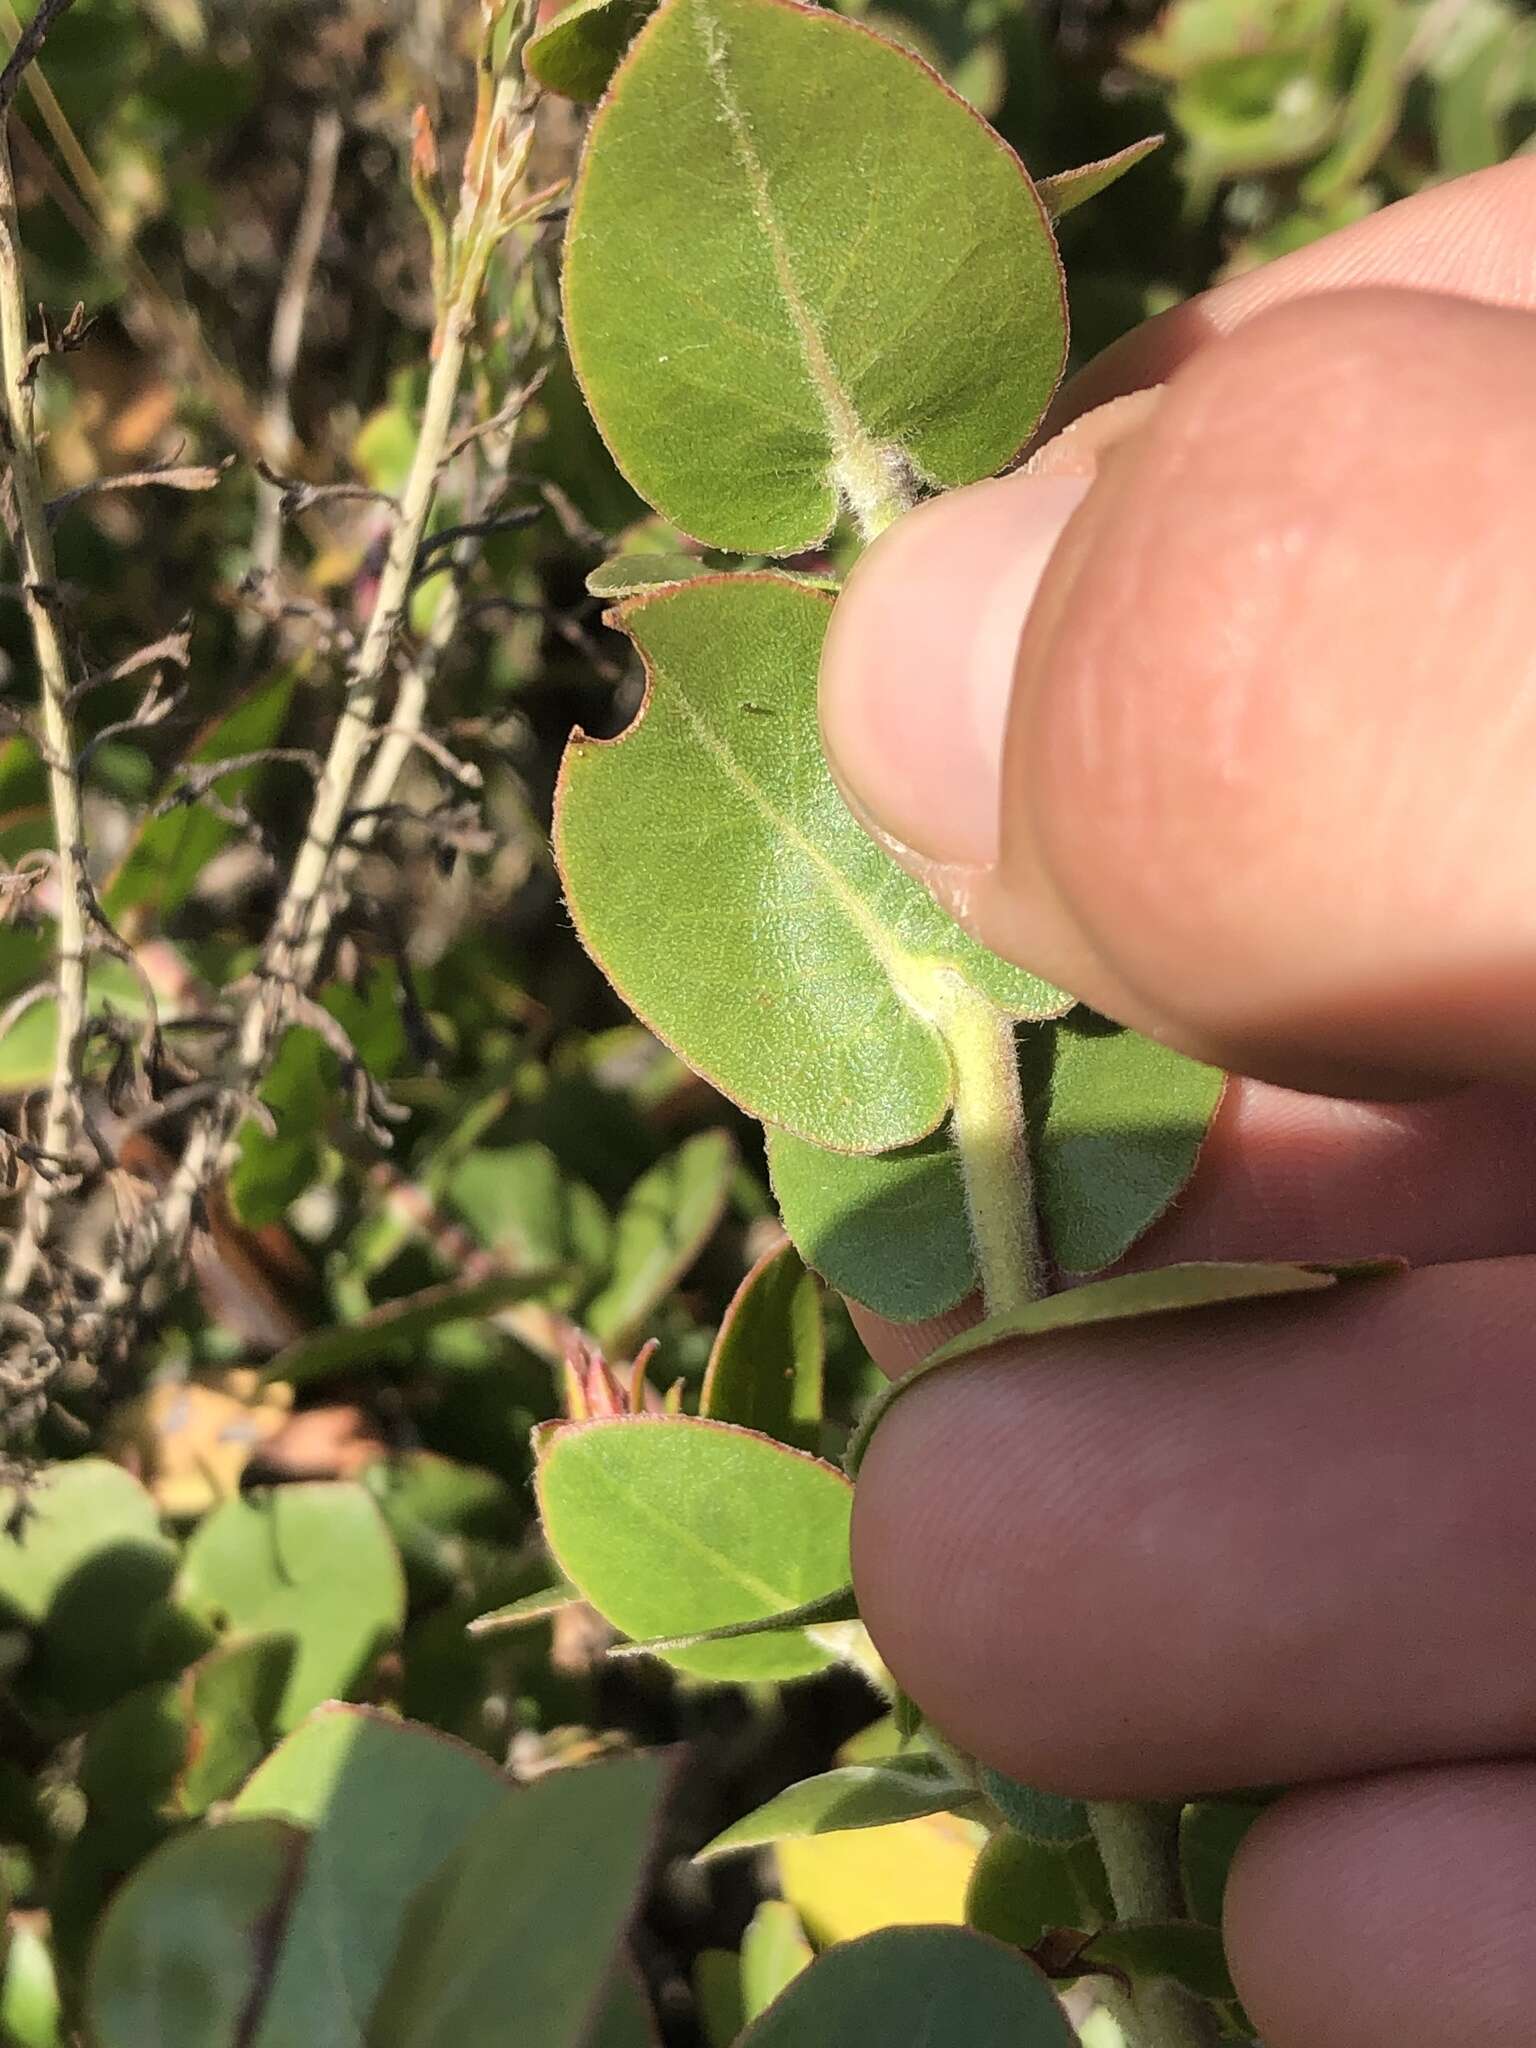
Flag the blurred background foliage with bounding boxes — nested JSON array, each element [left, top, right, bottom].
[[0, 0, 1527, 2041]]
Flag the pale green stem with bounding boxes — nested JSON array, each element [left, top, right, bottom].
[[1086, 1803, 1223, 2048], [939, 982, 1216, 2048], [935, 975, 1042, 1315]]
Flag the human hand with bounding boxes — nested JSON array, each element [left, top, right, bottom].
[[819, 159, 1536, 2048]]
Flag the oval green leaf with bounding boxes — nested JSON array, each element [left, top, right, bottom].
[[564, 0, 1067, 552], [527, 0, 658, 99], [366, 1754, 669, 2048], [738, 1925, 1076, 2046], [699, 1755, 973, 1859], [85, 1817, 306, 2048], [555, 577, 1066, 1153], [965, 1829, 1112, 1950], [700, 1238, 824, 1449], [978, 1770, 1091, 1848], [233, 1705, 519, 2048], [177, 1484, 405, 1730], [536, 1415, 853, 1679]]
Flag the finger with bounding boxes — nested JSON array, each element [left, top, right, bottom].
[[1059, 157, 1536, 424], [821, 287, 1536, 1096], [850, 1259, 1536, 1795], [1225, 1764, 1536, 2048], [850, 1074, 1536, 1378]]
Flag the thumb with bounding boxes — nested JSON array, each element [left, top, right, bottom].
[[820, 287, 1536, 1098]]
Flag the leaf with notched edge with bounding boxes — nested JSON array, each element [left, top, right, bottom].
[[555, 576, 1067, 1154]]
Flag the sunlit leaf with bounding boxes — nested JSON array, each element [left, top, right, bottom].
[[1038, 136, 1163, 217], [740, 1901, 813, 2021], [700, 1238, 823, 1449], [536, 1415, 852, 1679], [0, 1460, 204, 1719], [699, 1755, 973, 1859], [467, 1576, 583, 1638], [738, 1925, 1075, 2045], [556, 577, 1066, 1152], [447, 1142, 611, 1279], [606, 1581, 858, 1659], [564, 0, 1066, 552], [177, 1485, 405, 1729]]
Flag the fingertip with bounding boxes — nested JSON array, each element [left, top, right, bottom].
[[818, 470, 1091, 871]]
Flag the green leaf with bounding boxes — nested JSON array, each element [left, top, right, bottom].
[[1, 1917, 61, 2048], [699, 1756, 973, 1859], [0, 1460, 203, 1718], [587, 550, 713, 596], [588, 555, 840, 598], [364, 1754, 670, 2048], [527, 0, 657, 99], [447, 1142, 611, 1279], [766, 1123, 973, 1323], [586, 1129, 736, 1348], [700, 1238, 823, 1449], [564, 0, 1066, 552], [84, 1817, 306, 2048], [965, 1829, 1112, 1950], [1025, 1013, 1226, 1274], [978, 1771, 1091, 1848], [769, 1015, 1224, 1322], [555, 577, 1066, 1153], [230, 1025, 332, 1226], [262, 1270, 554, 1388], [467, 1576, 583, 1637], [848, 1261, 1392, 1470], [740, 1901, 813, 2021], [536, 1415, 853, 1679], [1038, 136, 1163, 217], [1079, 1921, 1237, 2002], [738, 1925, 1075, 2044], [102, 668, 296, 924], [694, 1950, 746, 2047], [606, 1580, 858, 1659], [232, 1705, 518, 2048], [80, 1633, 294, 1846], [177, 1485, 405, 1730]]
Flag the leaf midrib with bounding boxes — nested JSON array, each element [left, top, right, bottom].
[[690, 0, 899, 524], [557, 1439, 841, 1617]]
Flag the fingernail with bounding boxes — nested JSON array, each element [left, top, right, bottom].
[[820, 469, 1093, 869]]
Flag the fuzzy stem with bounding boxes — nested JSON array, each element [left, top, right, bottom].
[[1087, 1802, 1224, 2048], [936, 976, 1042, 1315], [939, 985, 1216, 2048], [0, 117, 86, 1302]]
